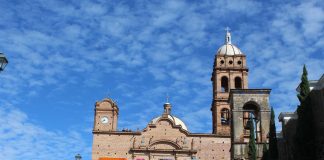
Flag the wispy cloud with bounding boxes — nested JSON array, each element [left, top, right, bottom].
[[0, 0, 323, 159], [0, 104, 90, 160]]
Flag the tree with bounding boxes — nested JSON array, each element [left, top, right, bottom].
[[269, 107, 278, 159], [262, 143, 269, 160], [294, 65, 315, 160], [297, 65, 311, 102], [248, 116, 257, 160]]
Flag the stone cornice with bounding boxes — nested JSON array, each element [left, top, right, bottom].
[[230, 89, 271, 95], [216, 54, 246, 58], [92, 130, 142, 135], [92, 131, 231, 138]]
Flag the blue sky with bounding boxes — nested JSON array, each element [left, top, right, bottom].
[[0, 0, 323, 159]]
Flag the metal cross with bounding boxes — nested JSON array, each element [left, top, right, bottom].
[[225, 27, 231, 32], [166, 93, 169, 103]]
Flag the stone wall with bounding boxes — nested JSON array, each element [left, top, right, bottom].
[[230, 89, 271, 160]]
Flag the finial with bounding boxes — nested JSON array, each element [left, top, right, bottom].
[[224, 27, 231, 44], [163, 94, 171, 115]]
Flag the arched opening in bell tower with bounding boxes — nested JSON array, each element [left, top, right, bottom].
[[221, 76, 229, 92], [243, 102, 261, 142], [221, 108, 230, 125], [235, 77, 242, 89]]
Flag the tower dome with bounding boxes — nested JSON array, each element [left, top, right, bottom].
[[217, 29, 243, 55]]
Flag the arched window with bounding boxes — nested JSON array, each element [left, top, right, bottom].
[[221, 108, 230, 125], [235, 77, 242, 89], [221, 76, 229, 92]]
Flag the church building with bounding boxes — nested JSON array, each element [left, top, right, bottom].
[[92, 30, 271, 160]]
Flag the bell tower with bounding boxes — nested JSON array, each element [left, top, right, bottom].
[[93, 98, 119, 132], [211, 29, 249, 136]]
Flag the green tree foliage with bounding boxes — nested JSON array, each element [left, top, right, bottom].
[[297, 65, 311, 102], [262, 143, 269, 160], [269, 107, 278, 159], [248, 117, 257, 160], [294, 65, 315, 160]]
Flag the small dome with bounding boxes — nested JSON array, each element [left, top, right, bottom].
[[217, 44, 243, 55], [217, 29, 243, 55], [150, 115, 188, 131]]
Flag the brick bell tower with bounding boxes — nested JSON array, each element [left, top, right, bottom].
[[211, 29, 249, 136]]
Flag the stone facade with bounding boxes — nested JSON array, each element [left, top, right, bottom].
[[229, 89, 271, 159]]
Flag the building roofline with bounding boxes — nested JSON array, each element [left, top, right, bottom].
[[278, 112, 298, 121], [296, 74, 324, 92]]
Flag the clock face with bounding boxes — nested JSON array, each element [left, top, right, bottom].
[[101, 116, 109, 124]]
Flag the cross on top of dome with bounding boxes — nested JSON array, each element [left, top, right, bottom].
[[216, 27, 243, 55], [225, 27, 231, 44], [225, 27, 230, 32]]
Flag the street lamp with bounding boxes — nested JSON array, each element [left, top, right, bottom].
[[0, 53, 8, 72], [75, 154, 82, 160]]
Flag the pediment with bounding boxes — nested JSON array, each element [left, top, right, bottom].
[[95, 98, 118, 111]]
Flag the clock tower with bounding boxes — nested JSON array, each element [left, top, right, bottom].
[[93, 98, 119, 132]]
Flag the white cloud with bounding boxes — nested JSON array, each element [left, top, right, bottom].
[[0, 2, 323, 159], [0, 104, 90, 160]]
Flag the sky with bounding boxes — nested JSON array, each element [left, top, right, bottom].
[[0, 0, 323, 159]]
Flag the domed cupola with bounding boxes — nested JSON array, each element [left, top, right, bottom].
[[217, 29, 243, 55], [150, 115, 188, 131], [149, 102, 188, 131]]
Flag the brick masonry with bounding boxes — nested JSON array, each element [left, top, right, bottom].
[[92, 101, 231, 160]]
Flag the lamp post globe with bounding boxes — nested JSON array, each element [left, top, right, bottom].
[[0, 53, 8, 72], [75, 154, 82, 160]]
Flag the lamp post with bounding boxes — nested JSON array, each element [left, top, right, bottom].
[[0, 53, 8, 72], [75, 154, 82, 160]]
